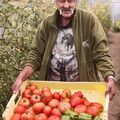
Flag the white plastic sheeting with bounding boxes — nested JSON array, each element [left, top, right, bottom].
[[110, 0, 120, 23], [88, 0, 120, 23]]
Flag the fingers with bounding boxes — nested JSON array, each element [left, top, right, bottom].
[[105, 90, 114, 100], [11, 79, 22, 93], [109, 86, 115, 100], [105, 81, 116, 100], [12, 84, 19, 94]]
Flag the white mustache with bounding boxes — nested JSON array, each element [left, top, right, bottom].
[[59, 8, 74, 15]]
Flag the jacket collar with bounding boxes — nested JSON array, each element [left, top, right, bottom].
[[48, 9, 59, 29]]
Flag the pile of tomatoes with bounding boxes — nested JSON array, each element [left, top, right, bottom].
[[11, 83, 104, 120]]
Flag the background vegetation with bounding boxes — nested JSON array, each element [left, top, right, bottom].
[[0, 0, 118, 119], [0, 0, 54, 119], [112, 20, 120, 32]]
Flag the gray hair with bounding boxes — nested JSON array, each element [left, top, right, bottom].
[[51, 0, 55, 3], [51, 0, 79, 4]]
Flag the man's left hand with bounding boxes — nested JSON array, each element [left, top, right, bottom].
[[105, 79, 116, 100]]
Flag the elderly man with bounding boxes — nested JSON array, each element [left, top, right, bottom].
[[12, 0, 115, 100]]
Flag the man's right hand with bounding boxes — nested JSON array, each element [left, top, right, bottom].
[[11, 66, 34, 93], [12, 78, 23, 93]]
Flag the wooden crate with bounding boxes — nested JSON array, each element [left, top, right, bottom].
[[2, 80, 109, 120]]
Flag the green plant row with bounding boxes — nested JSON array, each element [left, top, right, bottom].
[[112, 20, 120, 32], [0, 0, 54, 119]]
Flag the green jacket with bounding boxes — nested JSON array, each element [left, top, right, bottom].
[[26, 8, 115, 81]]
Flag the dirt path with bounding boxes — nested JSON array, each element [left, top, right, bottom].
[[107, 30, 120, 120]]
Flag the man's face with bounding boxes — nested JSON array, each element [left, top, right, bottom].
[[55, 0, 77, 19]]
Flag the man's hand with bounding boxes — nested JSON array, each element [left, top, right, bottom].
[[11, 66, 34, 93], [105, 79, 116, 100], [12, 78, 23, 93]]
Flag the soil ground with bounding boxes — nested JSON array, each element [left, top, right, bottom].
[[107, 30, 120, 120]]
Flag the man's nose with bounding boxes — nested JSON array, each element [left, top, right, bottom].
[[64, 1, 69, 7]]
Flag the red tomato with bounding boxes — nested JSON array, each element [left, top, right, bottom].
[[11, 113, 21, 120], [83, 97, 90, 107], [51, 108, 61, 117], [41, 86, 51, 92], [90, 102, 104, 112], [71, 91, 83, 99], [27, 83, 37, 91], [48, 115, 60, 120], [70, 96, 83, 107], [18, 98, 30, 109], [35, 113, 47, 120], [52, 92, 61, 101], [33, 89, 41, 95], [61, 88, 71, 99], [41, 90, 52, 104], [43, 105, 52, 116], [14, 105, 26, 114], [62, 98, 70, 103], [74, 104, 87, 114], [58, 101, 71, 113], [21, 108, 35, 120], [87, 106, 100, 117], [48, 99, 59, 108], [22, 89, 33, 99], [32, 102, 45, 114], [30, 94, 41, 104]]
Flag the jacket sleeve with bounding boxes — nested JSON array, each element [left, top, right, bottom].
[[91, 14, 115, 80], [25, 19, 48, 72]]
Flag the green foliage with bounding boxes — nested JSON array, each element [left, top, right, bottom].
[[79, 2, 112, 34], [112, 20, 120, 32], [0, 0, 53, 118], [90, 3, 112, 34]]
